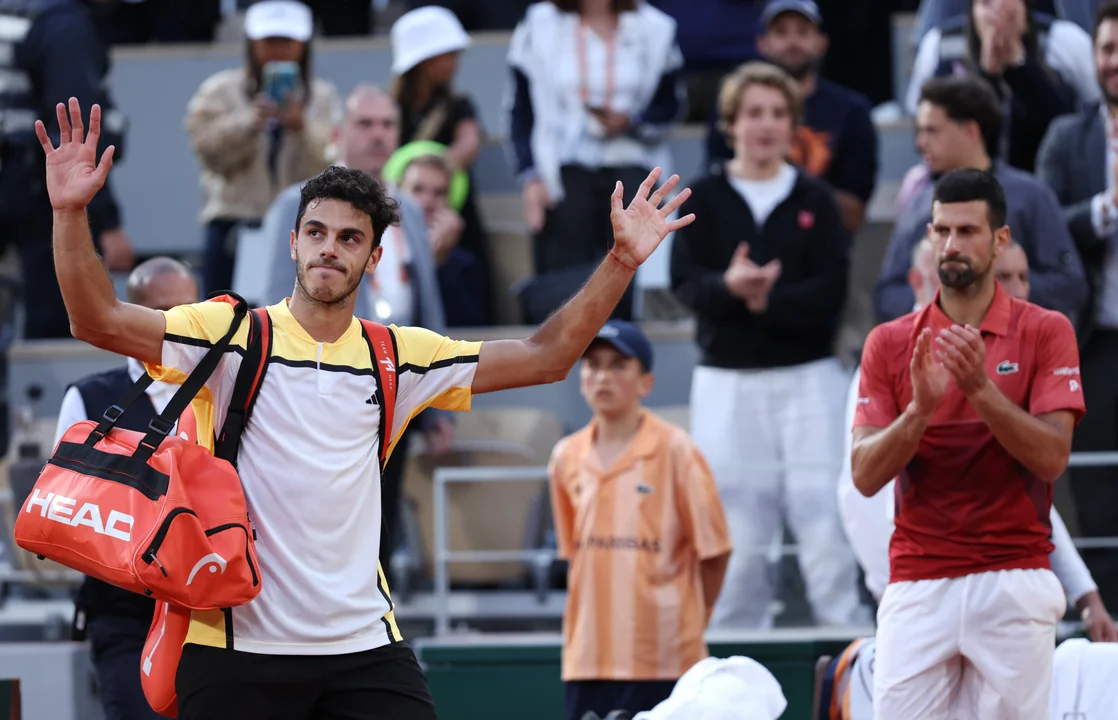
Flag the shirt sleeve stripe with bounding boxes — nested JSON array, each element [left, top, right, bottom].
[[398, 353, 480, 376], [165, 332, 246, 356]]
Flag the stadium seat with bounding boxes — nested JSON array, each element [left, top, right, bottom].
[[813, 655, 832, 720], [653, 404, 690, 431], [403, 408, 565, 586]]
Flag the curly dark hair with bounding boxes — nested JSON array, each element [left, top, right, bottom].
[[295, 166, 400, 248]]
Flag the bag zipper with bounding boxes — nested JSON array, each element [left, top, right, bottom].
[[142, 507, 198, 577], [204, 522, 259, 586]]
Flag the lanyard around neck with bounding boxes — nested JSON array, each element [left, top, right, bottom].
[[577, 21, 616, 113]]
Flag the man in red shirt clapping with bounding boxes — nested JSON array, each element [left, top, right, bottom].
[[852, 168, 1085, 719]]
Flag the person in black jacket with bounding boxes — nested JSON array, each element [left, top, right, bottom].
[[0, 0, 132, 339], [670, 61, 869, 631], [52, 257, 198, 720]]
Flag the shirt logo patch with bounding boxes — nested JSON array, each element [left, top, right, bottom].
[[995, 360, 1019, 375], [1070, 379, 1081, 393], [798, 210, 815, 229], [635, 482, 653, 495], [365, 394, 378, 406], [1053, 366, 1080, 376]]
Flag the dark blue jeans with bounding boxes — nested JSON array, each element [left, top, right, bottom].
[[88, 615, 163, 720]]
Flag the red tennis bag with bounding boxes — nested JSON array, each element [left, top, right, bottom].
[[14, 294, 267, 610], [138, 316, 401, 718]]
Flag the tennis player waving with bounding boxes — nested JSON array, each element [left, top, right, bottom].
[[38, 97, 693, 720]]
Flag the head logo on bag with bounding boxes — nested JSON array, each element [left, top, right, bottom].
[[185, 553, 228, 586], [24, 489, 133, 541]]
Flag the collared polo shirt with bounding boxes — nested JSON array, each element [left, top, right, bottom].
[[854, 284, 1085, 583], [146, 299, 481, 655], [548, 410, 731, 682]]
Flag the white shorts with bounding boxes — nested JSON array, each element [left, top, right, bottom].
[[873, 568, 1065, 720]]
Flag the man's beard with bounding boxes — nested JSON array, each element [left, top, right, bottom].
[[1100, 72, 1118, 106], [772, 55, 821, 82], [294, 253, 365, 306], [938, 257, 987, 290]]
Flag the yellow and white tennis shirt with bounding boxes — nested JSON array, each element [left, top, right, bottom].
[[145, 299, 481, 655]]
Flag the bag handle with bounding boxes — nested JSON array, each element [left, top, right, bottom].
[[130, 294, 252, 462], [214, 307, 273, 466], [84, 373, 156, 445], [360, 320, 397, 470]]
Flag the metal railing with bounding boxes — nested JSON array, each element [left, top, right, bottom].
[[430, 452, 1118, 636]]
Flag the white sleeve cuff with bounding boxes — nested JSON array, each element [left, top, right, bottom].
[[1091, 192, 1118, 239]]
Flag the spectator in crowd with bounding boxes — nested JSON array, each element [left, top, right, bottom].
[[548, 320, 731, 720], [88, 0, 223, 45], [670, 62, 867, 630], [53, 257, 199, 720], [260, 84, 452, 571], [410, 0, 534, 31], [506, 0, 683, 317], [302, 0, 372, 36], [185, 0, 339, 296], [390, 6, 493, 321], [843, 237, 1117, 642], [395, 151, 489, 327], [912, 0, 1098, 42], [0, 0, 133, 339], [706, 0, 879, 233], [906, 0, 1096, 173], [648, 0, 764, 123], [875, 75, 1086, 322], [1035, 0, 1118, 612]]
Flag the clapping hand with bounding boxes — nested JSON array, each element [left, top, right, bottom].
[[35, 98, 114, 212], [609, 167, 694, 269], [935, 324, 989, 396], [911, 328, 952, 416], [724, 243, 781, 312], [978, 0, 1025, 74]]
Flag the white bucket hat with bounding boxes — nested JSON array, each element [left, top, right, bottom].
[[390, 6, 470, 75], [633, 656, 788, 720], [244, 0, 314, 43]]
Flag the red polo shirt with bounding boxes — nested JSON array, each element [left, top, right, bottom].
[[854, 284, 1085, 582]]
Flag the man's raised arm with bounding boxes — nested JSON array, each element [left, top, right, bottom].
[[472, 168, 693, 395], [40, 98, 164, 365]]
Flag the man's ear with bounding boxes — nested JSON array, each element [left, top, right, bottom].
[[994, 225, 1012, 257], [817, 31, 830, 57], [638, 370, 655, 399], [289, 229, 297, 262], [907, 267, 923, 298], [365, 245, 383, 275], [757, 34, 772, 57]]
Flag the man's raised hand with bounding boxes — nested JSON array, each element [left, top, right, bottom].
[[609, 167, 694, 269], [35, 97, 115, 212]]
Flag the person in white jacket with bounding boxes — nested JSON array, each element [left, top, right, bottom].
[[839, 237, 1117, 640]]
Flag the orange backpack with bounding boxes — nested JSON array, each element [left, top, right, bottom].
[[139, 310, 401, 718]]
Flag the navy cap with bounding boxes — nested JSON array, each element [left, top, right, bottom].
[[588, 320, 654, 371], [760, 0, 822, 28]]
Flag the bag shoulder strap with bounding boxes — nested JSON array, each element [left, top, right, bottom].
[[101, 293, 251, 459], [360, 320, 398, 470], [214, 307, 273, 466]]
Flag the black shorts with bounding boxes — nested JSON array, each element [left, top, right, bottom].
[[564, 679, 676, 720], [175, 641, 438, 720]]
